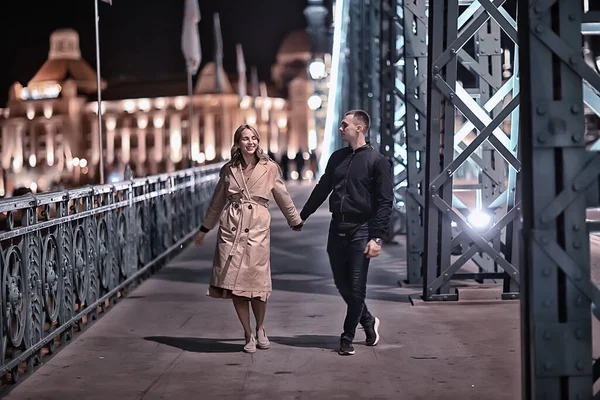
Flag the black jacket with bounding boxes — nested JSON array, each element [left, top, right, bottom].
[[300, 144, 393, 239]]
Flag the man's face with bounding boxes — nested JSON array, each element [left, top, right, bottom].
[[339, 114, 362, 143]]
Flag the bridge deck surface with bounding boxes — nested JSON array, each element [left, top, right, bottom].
[[6, 183, 521, 400]]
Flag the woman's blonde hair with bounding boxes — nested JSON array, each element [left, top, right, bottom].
[[229, 124, 270, 166]]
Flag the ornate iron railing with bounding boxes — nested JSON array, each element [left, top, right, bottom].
[[0, 163, 223, 383]]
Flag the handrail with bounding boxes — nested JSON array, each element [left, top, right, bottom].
[[0, 162, 224, 383]]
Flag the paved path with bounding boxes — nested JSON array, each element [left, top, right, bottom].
[[5, 182, 521, 400]]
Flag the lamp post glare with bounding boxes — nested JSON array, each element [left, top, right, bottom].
[[307, 94, 323, 110], [309, 59, 327, 80]]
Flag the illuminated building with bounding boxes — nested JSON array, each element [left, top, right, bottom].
[[0, 28, 317, 195]]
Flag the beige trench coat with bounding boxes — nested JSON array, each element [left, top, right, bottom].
[[202, 159, 302, 294]]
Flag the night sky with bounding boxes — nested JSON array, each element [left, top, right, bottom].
[[0, 0, 317, 105]]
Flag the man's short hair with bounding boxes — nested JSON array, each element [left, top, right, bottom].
[[345, 109, 371, 132]]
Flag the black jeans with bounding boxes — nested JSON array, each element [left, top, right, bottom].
[[327, 221, 375, 342]]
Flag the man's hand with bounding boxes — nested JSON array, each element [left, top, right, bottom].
[[364, 239, 382, 258], [194, 232, 206, 246], [291, 221, 304, 231]]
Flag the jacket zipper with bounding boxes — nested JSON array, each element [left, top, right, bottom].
[[339, 149, 357, 222]]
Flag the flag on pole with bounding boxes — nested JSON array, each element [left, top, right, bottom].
[[251, 66, 259, 99], [181, 0, 202, 75], [213, 13, 224, 92], [101, 0, 112, 4], [236, 44, 247, 99]]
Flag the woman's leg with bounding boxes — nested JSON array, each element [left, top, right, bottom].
[[251, 298, 267, 331], [232, 295, 253, 338]]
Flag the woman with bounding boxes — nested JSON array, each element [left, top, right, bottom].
[[194, 124, 303, 353]]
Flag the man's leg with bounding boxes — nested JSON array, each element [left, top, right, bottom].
[[326, 222, 352, 303], [326, 222, 357, 355], [340, 225, 376, 343]]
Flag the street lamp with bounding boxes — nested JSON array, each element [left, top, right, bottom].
[[307, 94, 323, 110], [309, 59, 327, 80]]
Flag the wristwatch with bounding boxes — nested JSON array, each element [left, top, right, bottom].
[[372, 238, 383, 246]]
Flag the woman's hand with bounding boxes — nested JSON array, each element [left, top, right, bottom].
[[194, 232, 206, 246]]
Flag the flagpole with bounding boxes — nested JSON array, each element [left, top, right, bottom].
[[94, 0, 105, 184], [187, 67, 194, 168]]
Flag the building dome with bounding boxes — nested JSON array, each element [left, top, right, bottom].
[[27, 28, 105, 95], [49, 28, 81, 60]]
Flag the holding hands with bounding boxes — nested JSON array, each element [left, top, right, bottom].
[[291, 220, 305, 231]]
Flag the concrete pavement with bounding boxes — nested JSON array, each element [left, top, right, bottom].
[[5, 182, 521, 400]]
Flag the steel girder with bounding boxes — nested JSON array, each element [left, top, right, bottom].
[[423, 0, 521, 301], [520, 2, 600, 398], [379, 0, 409, 244], [346, 0, 381, 122], [400, 0, 428, 284]]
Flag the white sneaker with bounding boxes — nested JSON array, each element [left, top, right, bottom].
[[257, 328, 270, 350], [244, 334, 257, 353]]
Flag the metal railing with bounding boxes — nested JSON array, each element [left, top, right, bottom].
[[0, 163, 223, 383]]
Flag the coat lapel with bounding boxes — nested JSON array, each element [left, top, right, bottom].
[[246, 161, 268, 191], [229, 164, 244, 190]]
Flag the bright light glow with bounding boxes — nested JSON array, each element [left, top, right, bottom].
[[175, 97, 186, 110], [155, 98, 167, 109], [106, 117, 117, 131], [309, 59, 327, 80], [137, 116, 149, 129], [43, 104, 53, 119], [72, 157, 80, 167], [277, 116, 287, 129], [30, 182, 37, 193], [467, 210, 492, 230], [319, 0, 345, 174], [12, 158, 22, 173], [29, 154, 36, 168], [308, 129, 318, 151], [92, 102, 106, 115], [307, 95, 322, 110], [240, 96, 252, 109], [273, 98, 285, 110], [80, 158, 88, 168], [290, 171, 299, 180], [124, 100, 136, 113], [205, 145, 216, 161], [197, 152, 206, 163], [47, 147, 54, 167], [109, 172, 120, 183], [20, 84, 61, 101], [26, 108, 35, 120], [138, 99, 151, 111], [247, 114, 257, 125], [153, 116, 165, 129]]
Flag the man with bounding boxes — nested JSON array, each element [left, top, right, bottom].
[[299, 109, 393, 356]]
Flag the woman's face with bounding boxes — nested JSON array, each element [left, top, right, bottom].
[[239, 128, 259, 158]]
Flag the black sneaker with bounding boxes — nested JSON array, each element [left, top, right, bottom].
[[364, 317, 380, 346], [338, 339, 355, 356]]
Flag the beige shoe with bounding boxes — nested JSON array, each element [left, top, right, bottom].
[[257, 328, 270, 350], [244, 334, 256, 353]]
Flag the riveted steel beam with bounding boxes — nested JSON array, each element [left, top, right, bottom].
[[423, 0, 521, 301], [519, 1, 600, 397]]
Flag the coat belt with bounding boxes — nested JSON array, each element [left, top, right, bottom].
[[228, 196, 269, 208]]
